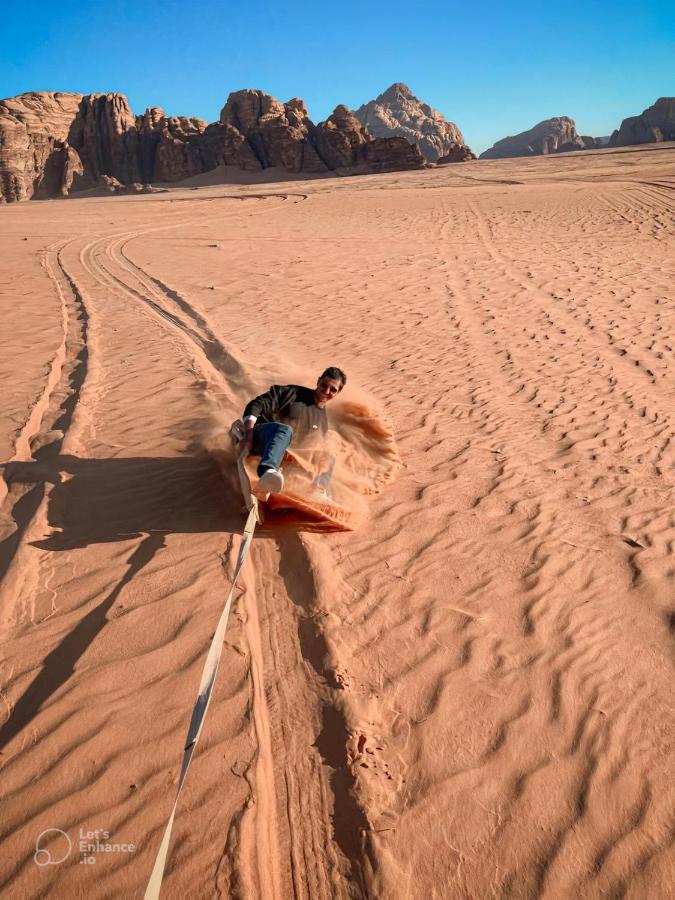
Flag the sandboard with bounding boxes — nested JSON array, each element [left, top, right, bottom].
[[230, 420, 356, 532]]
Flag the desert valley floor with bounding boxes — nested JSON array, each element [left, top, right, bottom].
[[0, 146, 674, 898]]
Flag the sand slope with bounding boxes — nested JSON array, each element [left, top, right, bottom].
[[0, 146, 674, 898]]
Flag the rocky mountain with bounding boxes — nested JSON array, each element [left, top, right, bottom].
[[311, 103, 425, 173], [0, 92, 84, 201], [437, 145, 477, 164], [609, 97, 675, 146], [0, 89, 425, 203], [479, 116, 584, 159], [354, 83, 474, 163], [556, 135, 606, 153], [139, 108, 209, 182]]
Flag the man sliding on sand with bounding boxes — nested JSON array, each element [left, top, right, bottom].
[[242, 367, 346, 495]]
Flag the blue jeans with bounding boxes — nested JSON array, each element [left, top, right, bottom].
[[251, 422, 293, 476]]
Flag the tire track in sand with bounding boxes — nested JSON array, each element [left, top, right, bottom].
[[71, 203, 371, 897], [0, 238, 91, 622]]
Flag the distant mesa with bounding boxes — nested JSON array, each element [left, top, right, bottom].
[[0, 88, 425, 203], [481, 98, 674, 160], [557, 135, 609, 153], [355, 82, 475, 163], [609, 97, 675, 146], [479, 116, 586, 159], [437, 145, 477, 164]]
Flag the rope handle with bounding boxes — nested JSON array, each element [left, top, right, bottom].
[[144, 502, 257, 899]]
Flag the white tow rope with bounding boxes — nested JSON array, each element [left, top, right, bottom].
[[144, 502, 258, 899]]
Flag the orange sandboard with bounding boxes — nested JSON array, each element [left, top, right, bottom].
[[231, 421, 356, 532], [241, 450, 356, 532]]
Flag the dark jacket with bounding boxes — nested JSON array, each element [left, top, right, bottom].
[[243, 384, 328, 437]]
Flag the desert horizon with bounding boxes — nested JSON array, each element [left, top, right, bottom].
[[1, 80, 665, 156], [3, 83, 674, 207]]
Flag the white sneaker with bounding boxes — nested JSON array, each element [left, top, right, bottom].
[[255, 468, 284, 495]]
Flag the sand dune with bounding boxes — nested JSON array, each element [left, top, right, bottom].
[[0, 146, 674, 898]]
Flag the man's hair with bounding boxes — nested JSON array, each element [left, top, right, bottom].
[[320, 367, 347, 390]]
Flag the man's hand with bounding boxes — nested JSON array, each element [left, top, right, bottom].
[[242, 415, 257, 453]]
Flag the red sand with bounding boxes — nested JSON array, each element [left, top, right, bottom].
[[1, 146, 674, 898]]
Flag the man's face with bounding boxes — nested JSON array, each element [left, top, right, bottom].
[[314, 377, 342, 407]]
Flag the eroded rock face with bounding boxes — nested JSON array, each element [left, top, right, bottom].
[[219, 89, 328, 173], [610, 98, 675, 146], [313, 105, 369, 170], [437, 145, 477, 164], [0, 88, 428, 202], [220, 89, 285, 133], [312, 104, 425, 173], [355, 83, 472, 163], [0, 92, 83, 201], [68, 93, 140, 187], [152, 116, 208, 182], [0, 92, 149, 200], [480, 116, 583, 159], [199, 122, 264, 172], [36, 142, 84, 198], [556, 135, 607, 153], [364, 137, 426, 172]]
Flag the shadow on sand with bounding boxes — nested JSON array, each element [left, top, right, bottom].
[[0, 451, 244, 752]]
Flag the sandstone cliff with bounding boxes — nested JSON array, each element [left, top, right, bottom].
[[609, 98, 675, 146], [437, 145, 477, 164], [313, 105, 369, 170], [480, 116, 583, 160], [0, 88, 425, 203], [556, 135, 603, 153], [354, 83, 473, 163], [313, 104, 425, 173], [0, 92, 83, 201], [139, 109, 209, 182], [218, 90, 328, 173]]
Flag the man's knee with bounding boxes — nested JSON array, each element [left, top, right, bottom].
[[277, 423, 293, 440]]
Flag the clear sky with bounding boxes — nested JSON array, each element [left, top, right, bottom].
[[1, 0, 673, 154]]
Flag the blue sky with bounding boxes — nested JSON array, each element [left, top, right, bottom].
[[1, 0, 673, 154]]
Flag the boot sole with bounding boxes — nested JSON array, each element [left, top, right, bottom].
[[255, 470, 284, 495]]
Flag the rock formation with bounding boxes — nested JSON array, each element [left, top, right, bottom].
[[0, 88, 425, 202], [609, 98, 675, 146], [354, 83, 473, 163], [217, 90, 328, 173], [139, 109, 208, 182], [0, 91, 156, 200], [558, 135, 614, 153], [68, 93, 140, 187], [0, 92, 83, 201], [362, 136, 427, 173], [313, 105, 369, 170], [312, 104, 425, 173], [437, 145, 477, 164], [480, 117, 583, 160]]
